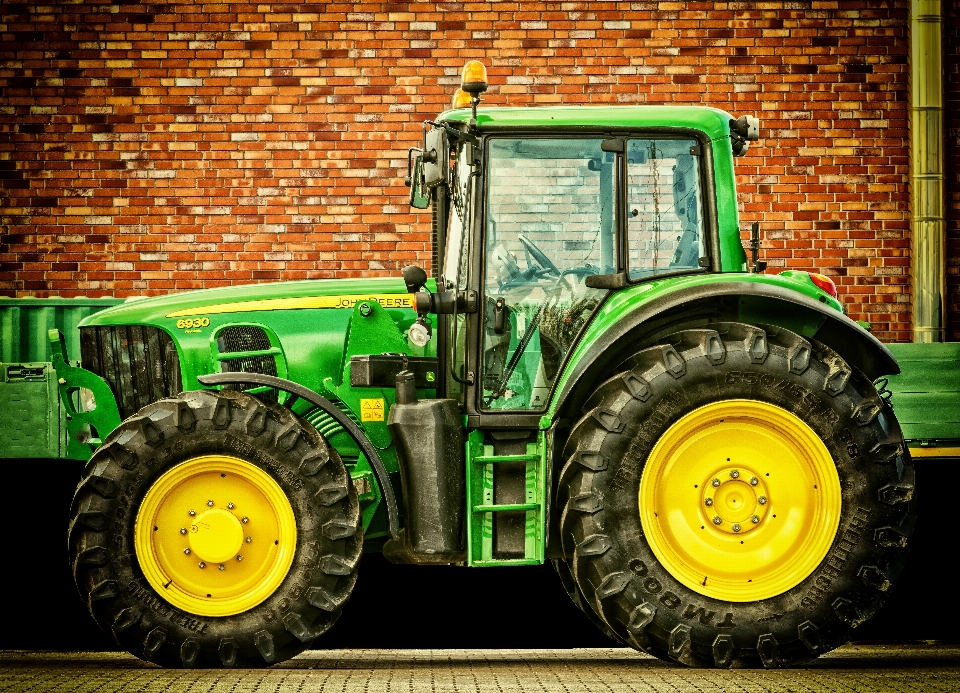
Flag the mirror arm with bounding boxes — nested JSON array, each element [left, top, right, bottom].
[[424, 120, 477, 146], [414, 290, 478, 315], [404, 147, 423, 186]]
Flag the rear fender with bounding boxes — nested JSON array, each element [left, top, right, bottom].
[[551, 280, 898, 422]]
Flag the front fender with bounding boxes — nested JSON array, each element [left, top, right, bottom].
[[550, 277, 898, 420], [197, 372, 400, 542]]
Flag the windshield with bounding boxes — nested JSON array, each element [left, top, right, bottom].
[[482, 138, 611, 410], [479, 136, 709, 412]]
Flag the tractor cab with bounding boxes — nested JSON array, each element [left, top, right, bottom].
[[406, 63, 724, 418]]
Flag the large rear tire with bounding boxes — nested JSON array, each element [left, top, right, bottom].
[[551, 558, 626, 645], [69, 389, 361, 668], [557, 322, 915, 668]]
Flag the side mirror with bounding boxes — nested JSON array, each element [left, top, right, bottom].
[[408, 155, 430, 209], [422, 127, 448, 188], [402, 265, 429, 294]]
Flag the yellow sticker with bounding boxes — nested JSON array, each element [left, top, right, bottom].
[[360, 398, 385, 422]]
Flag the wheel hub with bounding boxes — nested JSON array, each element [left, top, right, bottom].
[[638, 399, 842, 602], [702, 467, 768, 535], [189, 508, 244, 564], [134, 455, 296, 617]]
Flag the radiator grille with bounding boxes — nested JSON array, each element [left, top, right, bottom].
[[220, 355, 278, 378], [80, 326, 182, 420], [217, 326, 271, 353], [217, 325, 278, 403]]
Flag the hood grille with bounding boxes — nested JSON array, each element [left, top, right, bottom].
[[216, 325, 278, 403]]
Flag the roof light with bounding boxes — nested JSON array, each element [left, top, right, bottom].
[[810, 273, 838, 299], [461, 60, 488, 95], [451, 88, 472, 110]]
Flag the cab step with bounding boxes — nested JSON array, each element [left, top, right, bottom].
[[465, 430, 546, 566]]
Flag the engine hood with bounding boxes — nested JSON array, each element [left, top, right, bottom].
[[78, 277, 418, 328]]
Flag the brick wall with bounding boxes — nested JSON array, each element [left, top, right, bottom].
[[0, 1, 936, 341]]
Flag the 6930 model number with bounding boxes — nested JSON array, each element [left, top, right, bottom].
[[176, 317, 210, 329]]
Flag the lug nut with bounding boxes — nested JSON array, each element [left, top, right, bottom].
[[207, 500, 214, 507], [704, 498, 714, 507], [198, 562, 206, 569], [712, 478, 721, 488], [219, 564, 225, 571], [758, 496, 767, 505], [713, 517, 722, 525], [241, 517, 249, 524], [730, 470, 740, 479], [184, 548, 191, 555], [732, 523, 741, 532], [227, 503, 235, 510], [750, 477, 759, 486], [188, 510, 196, 517], [752, 515, 760, 524], [245, 536, 252, 543], [180, 528, 187, 535], [237, 555, 243, 562]]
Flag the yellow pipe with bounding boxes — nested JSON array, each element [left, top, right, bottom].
[[910, 0, 946, 343]]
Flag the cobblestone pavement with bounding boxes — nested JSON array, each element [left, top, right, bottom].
[[2, 645, 958, 692]]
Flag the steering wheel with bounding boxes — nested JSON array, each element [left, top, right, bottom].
[[518, 234, 560, 275], [492, 244, 522, 285]]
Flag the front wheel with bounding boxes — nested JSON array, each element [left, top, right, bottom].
[[69, 389, 361, 668], [557, 323, 915, 668]]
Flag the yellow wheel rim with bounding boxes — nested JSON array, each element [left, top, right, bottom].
[[639, 400, 841, 602], [134, 455, 297, 617]]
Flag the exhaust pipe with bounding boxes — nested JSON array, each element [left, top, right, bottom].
[[910, 0, 946, 342]]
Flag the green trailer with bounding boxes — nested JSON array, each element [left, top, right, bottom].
[[0, 297, 122, 458], [7, 63, 958, 670]]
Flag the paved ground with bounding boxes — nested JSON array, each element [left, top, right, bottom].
[[2, 645, 958, 692]]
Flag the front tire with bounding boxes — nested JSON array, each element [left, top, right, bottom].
[[557, 323, 915, 668], [69, 389, 361, 668]]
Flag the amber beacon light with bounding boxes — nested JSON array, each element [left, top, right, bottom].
[[458, 60, 488, 123], [461, 60, 488, 94], [451, 88, 472, 110]]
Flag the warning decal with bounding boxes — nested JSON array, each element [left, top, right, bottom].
[[360, 398, 385, 422]]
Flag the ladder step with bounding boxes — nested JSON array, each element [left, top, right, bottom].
[[470, 558, 542, 567], [473, 454, 539, 464], [473, 503, 539, 513]]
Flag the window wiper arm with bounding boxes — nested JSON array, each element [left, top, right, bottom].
[[484, 303, 545, 406]]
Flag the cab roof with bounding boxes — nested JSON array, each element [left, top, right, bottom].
[[439, 105, 736, 140]]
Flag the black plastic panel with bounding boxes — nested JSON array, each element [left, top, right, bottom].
[[80, 325, 181, 420], [350, 354, 439, 388]]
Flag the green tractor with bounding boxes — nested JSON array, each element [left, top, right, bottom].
[[56, 62, 916, 669]]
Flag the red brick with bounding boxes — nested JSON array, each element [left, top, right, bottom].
[[0, 0, 952, 341]]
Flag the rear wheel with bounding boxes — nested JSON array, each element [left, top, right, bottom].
[[69, 389, 361, 668], [551, 558, 626, 645], [557, 323, 915, 668]]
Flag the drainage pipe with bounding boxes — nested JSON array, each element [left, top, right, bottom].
[[910, 0, 946, 342]]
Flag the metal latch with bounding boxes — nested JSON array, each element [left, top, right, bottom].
[[493, 297, 506, 334]]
